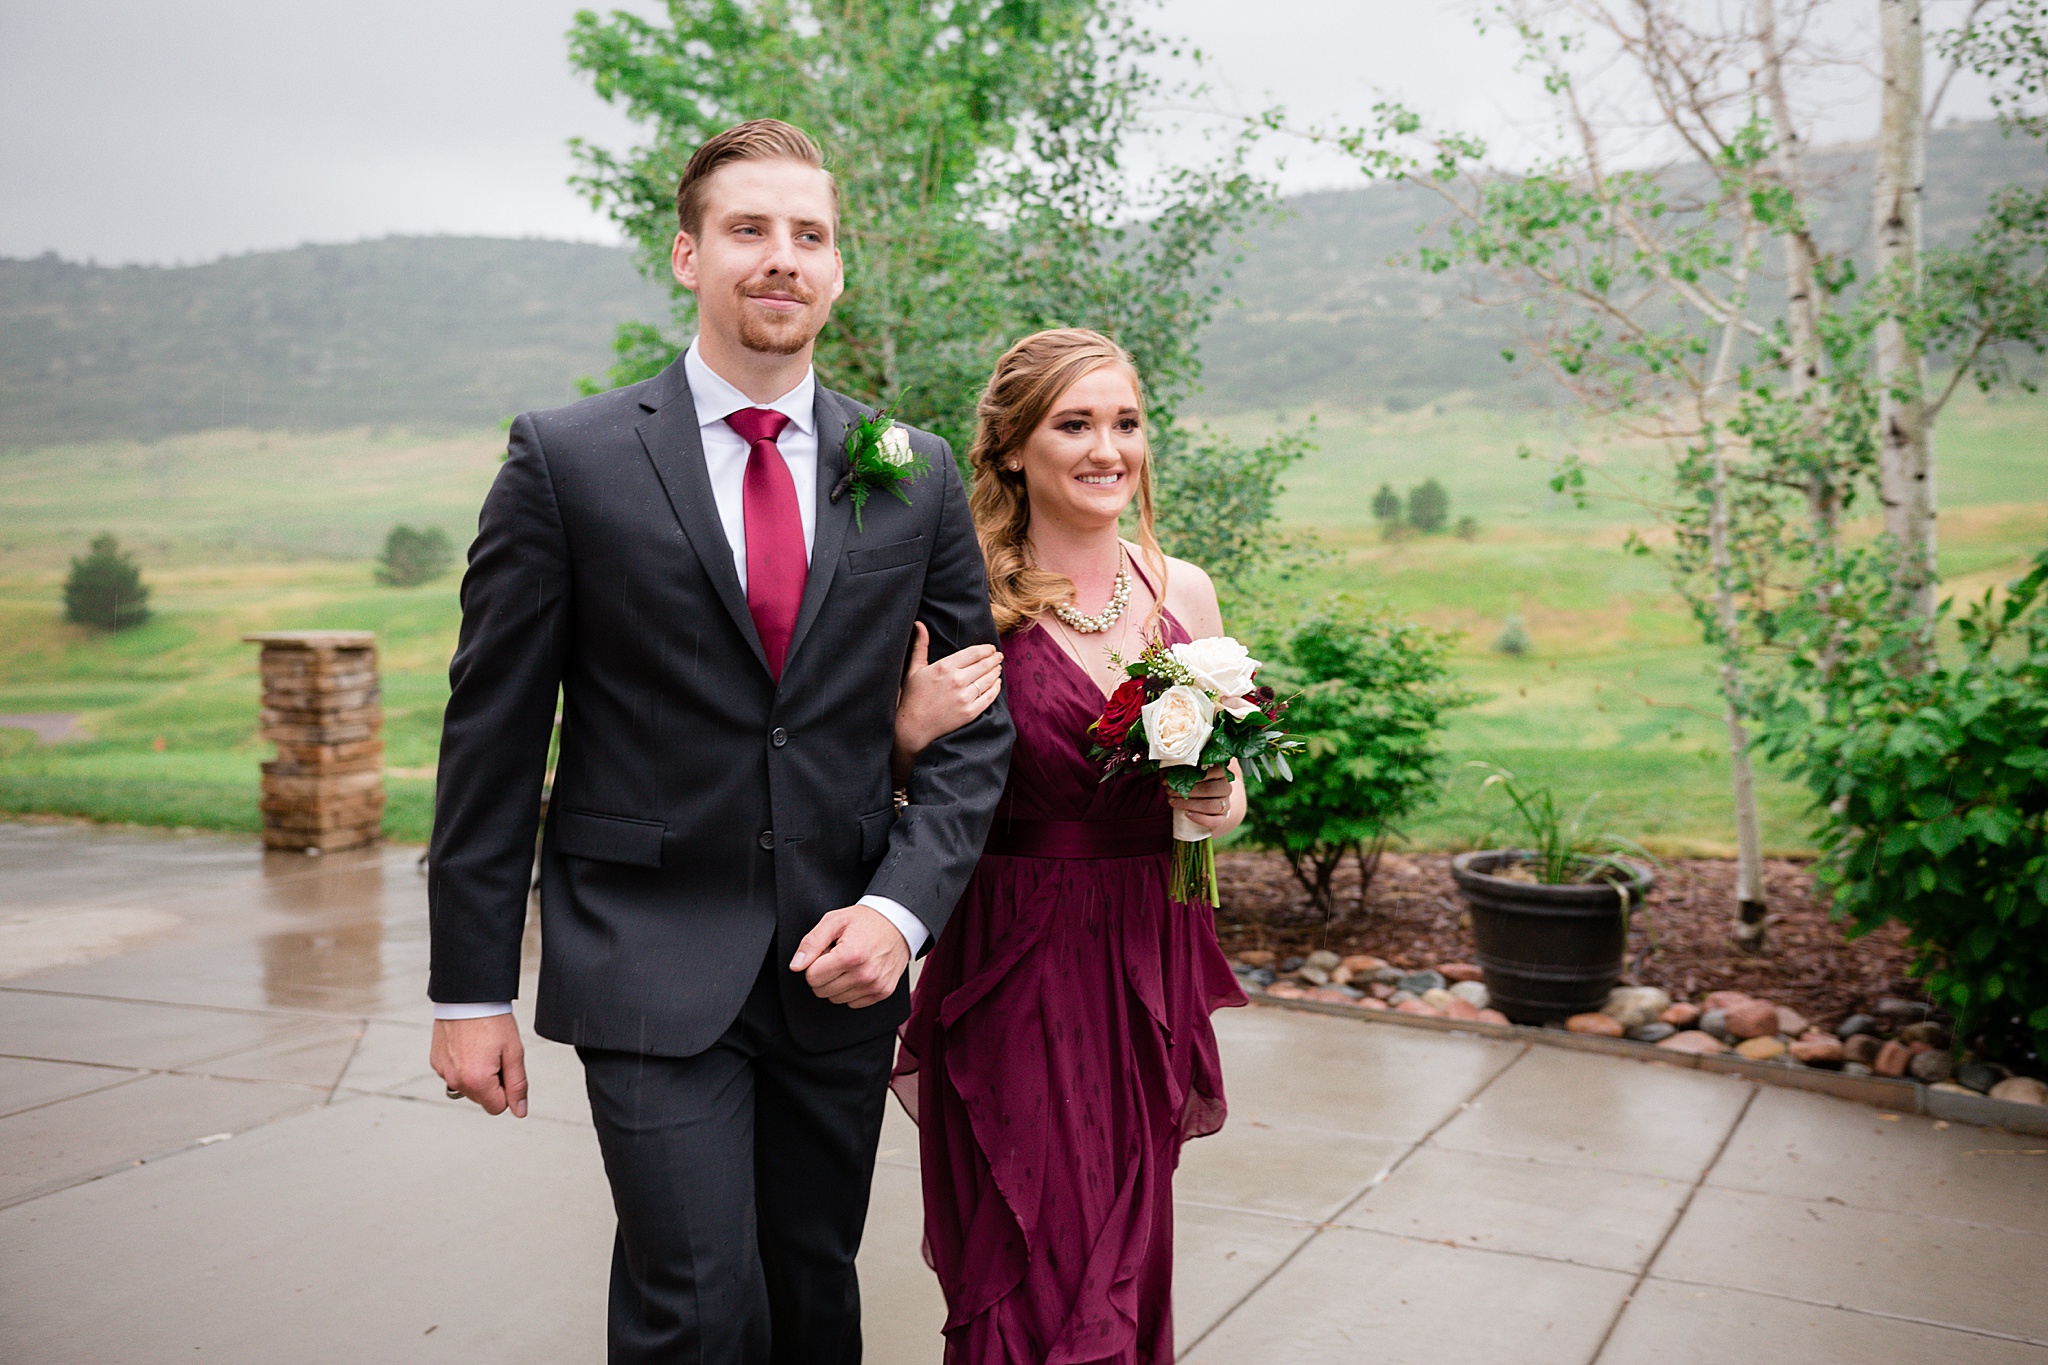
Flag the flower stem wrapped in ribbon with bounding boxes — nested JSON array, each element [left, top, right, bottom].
[[1086, 636, 1302, 904]]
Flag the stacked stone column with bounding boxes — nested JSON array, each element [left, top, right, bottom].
[[243, 631, 385, 852]]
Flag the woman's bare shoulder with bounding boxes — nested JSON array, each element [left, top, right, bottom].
[[1125, 542, 1222, 637]]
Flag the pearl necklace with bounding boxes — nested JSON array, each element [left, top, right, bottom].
[[1052, 548, 1131, 635]]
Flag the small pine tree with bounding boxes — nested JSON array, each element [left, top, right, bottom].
[[1493, 614, 1532, 656], [1371, 483, 1403, 524], [63, 534, 151, 631], [375, 525, 455, 587], [1407, 478, 1449, 533]]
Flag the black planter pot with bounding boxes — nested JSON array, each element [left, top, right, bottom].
[[1451, 850, 1656, 1025]]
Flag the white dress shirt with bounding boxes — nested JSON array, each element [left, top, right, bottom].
[[434, 344, 925, 1022]]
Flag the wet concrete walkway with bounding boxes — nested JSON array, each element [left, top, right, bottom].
[[1, 822, 2043, 1363]]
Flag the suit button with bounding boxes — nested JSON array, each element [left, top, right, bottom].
[[770, 728, 788, 748], [758, 830, 775, 850]]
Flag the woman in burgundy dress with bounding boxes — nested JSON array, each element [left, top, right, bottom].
[[890, 328, 1249, 1364]]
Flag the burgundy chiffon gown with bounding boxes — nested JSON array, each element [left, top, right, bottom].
[[892, 592, 1247, 1364]]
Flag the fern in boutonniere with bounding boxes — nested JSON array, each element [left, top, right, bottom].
[[831, 407, 928, 532]]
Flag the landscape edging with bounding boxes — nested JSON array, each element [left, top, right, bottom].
[[1244, 987, 2048, 1138]]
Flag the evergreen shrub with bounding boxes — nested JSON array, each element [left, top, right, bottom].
[[63, 533, 151, 631]]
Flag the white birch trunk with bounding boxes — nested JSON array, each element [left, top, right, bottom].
[[1760, 0, 1844, 679], [1708, 217, 1771, 950], [1875, 0, 1937, 633]]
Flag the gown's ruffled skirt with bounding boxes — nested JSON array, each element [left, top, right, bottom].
[[892, 606, 1246, 1365]]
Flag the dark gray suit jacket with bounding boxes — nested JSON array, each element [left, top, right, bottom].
[[426, 356, 1012, 1055]]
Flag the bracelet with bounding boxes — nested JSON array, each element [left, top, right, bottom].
[[892, 788, 910, 812]]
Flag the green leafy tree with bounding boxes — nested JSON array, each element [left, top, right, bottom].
[[1243, 599, 1474, 920], [375, 525, 454, 587], [1310, 0, 2048, 953], [63, 533, 150, 631], [566, 0, 1305, 577], [1406, 477, 1448, 533], [1762, 550, 2048, 1071], [1371, 482, 1402, 524]]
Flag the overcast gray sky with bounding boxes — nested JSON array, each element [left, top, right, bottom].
[[0, 0, 2001, 264]]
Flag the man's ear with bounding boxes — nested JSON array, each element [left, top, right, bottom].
[[829, 247, 845, 304], [671, 230, 698, 291]]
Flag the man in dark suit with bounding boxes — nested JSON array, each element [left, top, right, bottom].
[[427, 118, 1011, 1363]]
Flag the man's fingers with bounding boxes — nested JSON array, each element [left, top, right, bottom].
[[804, 940, 889, 1006], [501, 1044, 529, 1120], [471, 1067, 509, 1115], [905, 622, 930, 677], [790, 909, 849, 972]]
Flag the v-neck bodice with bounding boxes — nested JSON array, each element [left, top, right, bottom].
[[993, 602, 1190, 827]]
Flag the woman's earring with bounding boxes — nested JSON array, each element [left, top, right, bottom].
[[1006, 462, 1021, 472]]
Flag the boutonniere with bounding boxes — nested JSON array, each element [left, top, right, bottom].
[[830, 407, 928, 532]]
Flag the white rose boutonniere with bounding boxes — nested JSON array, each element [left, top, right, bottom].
[[1170, 636, 1263, 718], [831, 407, 930, 531], [1142, 684, 1217, 767], [878, 424, 916, 467]]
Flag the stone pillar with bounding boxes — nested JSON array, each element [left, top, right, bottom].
[[242, 631, 384, 852]]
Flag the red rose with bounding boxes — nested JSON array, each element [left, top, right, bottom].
[[1093, 677, 1148, 750]]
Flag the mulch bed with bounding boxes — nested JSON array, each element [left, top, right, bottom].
[[1213, 849, 1923, 1032]]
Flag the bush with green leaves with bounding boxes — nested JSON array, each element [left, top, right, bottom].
[[63, 533, 151, 631], [1761, 549, 2048, 1072], [1243, 598, 1474, 918], [375, 525, 454, 587], [1406, 478, 1448, 533], [1492, 614, 1531, 657]]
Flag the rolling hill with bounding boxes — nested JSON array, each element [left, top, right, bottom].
[[1, 122, 2040, 447]]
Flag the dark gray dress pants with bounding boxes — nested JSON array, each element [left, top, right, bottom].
[[579, 956, 895, 1364]]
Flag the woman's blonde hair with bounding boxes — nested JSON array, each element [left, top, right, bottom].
[[967, 328, 1166, 636]]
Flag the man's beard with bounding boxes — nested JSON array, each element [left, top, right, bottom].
[[735, 284, 824, 356]]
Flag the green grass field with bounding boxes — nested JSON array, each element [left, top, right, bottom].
[[2, 393, 2042, 851]]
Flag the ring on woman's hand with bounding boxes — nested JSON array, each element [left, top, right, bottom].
[[445, 1086, 463, 1100]]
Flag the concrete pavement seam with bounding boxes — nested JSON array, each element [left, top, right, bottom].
[[0, 1063, 151, 1121], [0, 982, 418, 1026], [1639, 1274, 2048, 1349], [1584, 1081, 1760, 1365], [324, 1020, 368, 1104], [1176, 1039, 1536, 1359], [1698, 1179, 2048, 1241], [0, 1089, 334, 1213]]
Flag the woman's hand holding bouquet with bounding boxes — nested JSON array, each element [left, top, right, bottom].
[[1086, 636, 1300, 903]]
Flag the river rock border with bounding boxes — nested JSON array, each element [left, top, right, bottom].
[[1242, 984, 2048, 1138]]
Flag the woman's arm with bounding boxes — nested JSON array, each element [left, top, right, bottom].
[[1157, 553, 1249, 838], [893, 622, 1004, 785]]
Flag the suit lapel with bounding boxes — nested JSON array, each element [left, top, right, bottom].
[[785, 388, 854, 673], [633, 362, 773, 678]]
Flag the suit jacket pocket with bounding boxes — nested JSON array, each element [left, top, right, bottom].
[[859, 807, 896, 862], [554, 807, 666, 867], [846, 535, 925, 576]]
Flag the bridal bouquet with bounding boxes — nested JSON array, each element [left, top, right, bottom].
[[1086, 636, 1300, 904]]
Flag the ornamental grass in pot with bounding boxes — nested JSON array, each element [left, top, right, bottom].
[[1451, 766, 1655, 1025]]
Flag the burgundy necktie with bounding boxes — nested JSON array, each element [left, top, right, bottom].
[[725, 406, 807, 680]]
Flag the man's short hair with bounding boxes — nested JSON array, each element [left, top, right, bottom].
[[675, 119, 838, 238]]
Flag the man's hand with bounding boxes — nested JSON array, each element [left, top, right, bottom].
[[431, 1013, 529, 1117], [790, 905, 912, 1008]]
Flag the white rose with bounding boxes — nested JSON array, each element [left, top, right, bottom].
[[1170, 636, 1262, 718], [879, 424, 916, 467], [1142, 684, 1216, 767]]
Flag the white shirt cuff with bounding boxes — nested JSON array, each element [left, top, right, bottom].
[[859, 895, 929, 956], [434, 1001, 514, 1020]]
